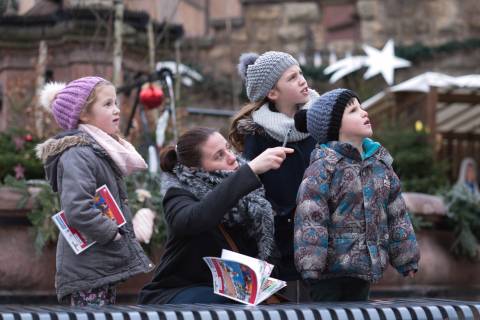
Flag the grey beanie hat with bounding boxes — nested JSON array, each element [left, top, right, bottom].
[[301, 89, 360, 144], [238, 51, 299, 103]]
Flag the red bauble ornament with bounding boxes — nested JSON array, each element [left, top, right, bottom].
[[26, 134, 32, 141], [139, 84, 164, 110]]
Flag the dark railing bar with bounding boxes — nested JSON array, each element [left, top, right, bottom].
[[186, 107, 237, 117]]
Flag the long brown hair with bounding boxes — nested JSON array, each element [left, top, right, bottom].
[[159, 127, 217, 173], [78, 81, 123, 142], [229, 97, 270, 153]]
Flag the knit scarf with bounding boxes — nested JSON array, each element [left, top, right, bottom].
[[171, 158, 274, 261], [78, 124, 147, 177], [252, 88, 320, 142]]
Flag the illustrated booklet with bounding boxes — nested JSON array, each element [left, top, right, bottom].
[[51, 184, 126, 254], [203, 249, 286, 305]]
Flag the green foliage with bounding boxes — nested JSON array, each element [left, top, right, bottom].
[[0, 128, 45, 182], [2, 175, 60, 259], [3, 170, 167, 259], [124, 171, 168, 257], [396, 38, 480, 63], [439, 184, 480, 258], [300, 65, 331, 82], [0, 0, 19, 13], [26, 182, 61, 259], [408, 211, 433, 231], [372, 116, 449, 194]]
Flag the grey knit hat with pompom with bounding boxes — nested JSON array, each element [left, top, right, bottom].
[[238, 51, 299, 103], [295, 88, 360, 145]]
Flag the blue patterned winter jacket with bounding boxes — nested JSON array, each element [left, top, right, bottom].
[[294, 139, 420, 283]]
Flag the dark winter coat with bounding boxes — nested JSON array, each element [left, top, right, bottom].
[[239, 118, 317, 281], [36, 130, 155, 303], [137, 164, 282, 305], [294, 139, 421, 283]]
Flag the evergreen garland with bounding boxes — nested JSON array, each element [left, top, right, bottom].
[[2, 175, 60, 259], [300, 65, 331, 83], [26, 181, 61, 259], [408, 211, 433, 231], [301, 38, 480, 83], [0, 129, 45, 182], [439, 183, 480, 258], [2, 171, 167, 259], [395, 38, 480, 63]]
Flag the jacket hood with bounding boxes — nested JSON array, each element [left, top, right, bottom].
[[35, 131, 89, 192], [35, 130, 115, 192]]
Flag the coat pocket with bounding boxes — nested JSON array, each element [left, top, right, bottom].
[[327, 232, 362, 274], [102, 233, 132, 272]]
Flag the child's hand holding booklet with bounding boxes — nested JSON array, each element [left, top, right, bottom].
[[51, 185, 126, 254], [203, 249, 287, 305]]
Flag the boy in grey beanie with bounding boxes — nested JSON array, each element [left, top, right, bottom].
[[293, 89, 420, 302]]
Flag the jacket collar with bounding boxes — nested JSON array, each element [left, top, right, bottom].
[[321, 139, 383, 162], [36, 130, 112, 162]]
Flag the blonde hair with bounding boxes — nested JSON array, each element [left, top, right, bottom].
[[78, 81, 123, 142], [229, 97, 270, 153]]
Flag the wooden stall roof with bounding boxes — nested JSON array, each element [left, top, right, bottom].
[[363, 72, 480, 135]]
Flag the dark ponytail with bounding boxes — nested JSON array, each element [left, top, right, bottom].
[[159, 127, 217, 173], [159, 145, 178, 173]]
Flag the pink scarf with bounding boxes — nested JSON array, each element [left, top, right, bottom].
[[78, 124, 147, 177]]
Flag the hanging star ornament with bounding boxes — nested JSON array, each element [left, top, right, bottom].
[[324, 39, 412, 86], [13, 163, 26, 180], [13, 135, 26, 151]]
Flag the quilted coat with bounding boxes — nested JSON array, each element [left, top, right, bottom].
[[36, 131, 155, 302], [294, 139, 420, 283]]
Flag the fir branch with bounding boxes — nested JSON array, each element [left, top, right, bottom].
[[440, 183, 480, 258]]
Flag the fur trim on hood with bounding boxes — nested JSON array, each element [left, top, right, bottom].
[[35, 134, 90, 163]]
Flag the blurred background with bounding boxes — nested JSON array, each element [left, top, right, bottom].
[[1, 0, 480, 305]]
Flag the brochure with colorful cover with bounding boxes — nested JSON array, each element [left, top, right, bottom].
[[203, 249, 286, 305], [51, 184, 126, 255]]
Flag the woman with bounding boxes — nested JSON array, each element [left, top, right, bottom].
[[137, 127, 293, 304]]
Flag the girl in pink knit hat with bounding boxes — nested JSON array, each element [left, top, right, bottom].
[[35, 77, 155, 306]]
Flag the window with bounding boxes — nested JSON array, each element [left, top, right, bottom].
[[323, 4, 359, 41]]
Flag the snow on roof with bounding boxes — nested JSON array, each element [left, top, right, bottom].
[[363, 72, 480, 109]]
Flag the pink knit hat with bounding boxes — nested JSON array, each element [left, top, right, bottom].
[[39, 77, 107, 131]]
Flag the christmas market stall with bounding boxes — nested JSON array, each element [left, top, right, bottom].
[[363, 72, 480, 183]]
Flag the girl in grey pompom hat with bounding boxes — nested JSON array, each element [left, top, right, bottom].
[[229, 51, 320, 302]]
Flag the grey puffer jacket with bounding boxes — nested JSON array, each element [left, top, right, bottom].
[[294, 139, 420, 283], [36, 130, 155, 303]]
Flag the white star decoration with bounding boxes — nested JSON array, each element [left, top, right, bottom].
[[324, 39, 412, 86]]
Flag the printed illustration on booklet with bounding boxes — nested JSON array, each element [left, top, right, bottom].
[[204, 249, 286, 305], [52, 185, 126, 254]]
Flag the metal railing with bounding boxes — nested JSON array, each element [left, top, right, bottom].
[[2, 299, 480, 320]]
